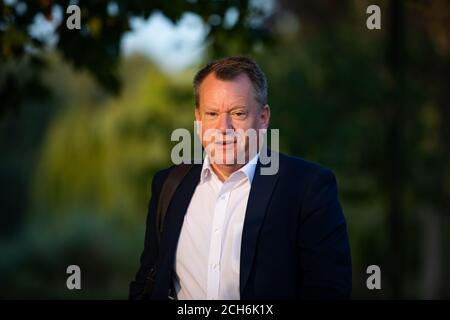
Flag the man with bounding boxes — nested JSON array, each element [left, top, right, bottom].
[[129, 56, 352, 300]]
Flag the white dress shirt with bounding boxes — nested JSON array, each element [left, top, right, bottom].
[[173, 154, 258, 300]]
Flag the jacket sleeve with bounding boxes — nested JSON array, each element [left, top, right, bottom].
[[297, 168, 352, 299], [129, 169, 167, 300]]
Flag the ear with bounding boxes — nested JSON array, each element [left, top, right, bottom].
[[195, 106, 201, 122], [260, 104, 270, 129], [195, 106, 202, 136]]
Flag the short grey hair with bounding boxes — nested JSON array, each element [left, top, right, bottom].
[[193, 56, 268, 109]]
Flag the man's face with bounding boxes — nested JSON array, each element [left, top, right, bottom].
[[195, 72, 270, 166]]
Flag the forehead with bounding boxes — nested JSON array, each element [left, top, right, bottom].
[[198, 72, 255, 106]]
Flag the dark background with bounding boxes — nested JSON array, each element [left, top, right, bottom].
[[0, 0, 449, 299]]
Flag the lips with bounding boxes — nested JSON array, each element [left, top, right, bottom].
[[214, 136, 236, 144], [215, 140, 236, 146]]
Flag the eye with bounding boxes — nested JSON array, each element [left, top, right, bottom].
[[205, 111, 218, 119], [232, 111, 247, 119]]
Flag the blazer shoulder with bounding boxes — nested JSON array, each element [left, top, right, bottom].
[[151, 163, 201, 192], [150, 165, 174, 193]]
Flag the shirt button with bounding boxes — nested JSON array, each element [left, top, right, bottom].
[[214, 228, 220, 233], [220, 195, 225, 200], [213, 263, 219, 270]]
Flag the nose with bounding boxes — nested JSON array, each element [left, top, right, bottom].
[[217, 112, 233, 133]]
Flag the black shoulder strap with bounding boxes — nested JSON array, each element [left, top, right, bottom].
[[140, 164, 193, 300], [155, 163, 193, 244]]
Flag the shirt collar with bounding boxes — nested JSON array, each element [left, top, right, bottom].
[[200, 153, 259, 184]]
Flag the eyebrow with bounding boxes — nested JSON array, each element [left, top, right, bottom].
[[229, 105, 247, 110], [202, 105, 247, 111]]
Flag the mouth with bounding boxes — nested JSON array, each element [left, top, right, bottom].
[[215, 139, 237, 147]]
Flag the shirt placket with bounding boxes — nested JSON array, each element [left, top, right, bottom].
[[206, 182, 232, 300]]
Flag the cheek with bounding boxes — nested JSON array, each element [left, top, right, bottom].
[[243, 116, 260, 130], [199, 123, 218, 145]]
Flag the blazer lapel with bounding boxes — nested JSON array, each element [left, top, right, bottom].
[[240, 159, 279, 296]]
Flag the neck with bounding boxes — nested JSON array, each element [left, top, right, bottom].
[[207, 148, 259, 182], [210, 163, 244, 182]]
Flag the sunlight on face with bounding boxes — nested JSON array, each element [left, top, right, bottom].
[[195, 72, 270, 166]]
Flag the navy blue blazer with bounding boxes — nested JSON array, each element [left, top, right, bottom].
[[130, 152, 352, 300]]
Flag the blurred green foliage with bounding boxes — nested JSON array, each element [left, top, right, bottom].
[[0, 0, 270, 115], [33, 54, 194, 223], [1, 0, 449, 299]]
